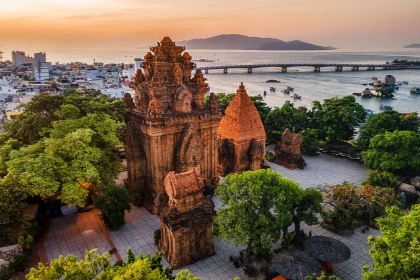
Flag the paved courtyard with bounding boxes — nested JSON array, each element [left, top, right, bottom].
[[42, 153, 377, 280]]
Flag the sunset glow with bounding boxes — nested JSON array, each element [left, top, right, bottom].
[[1, 0, 420, 54]]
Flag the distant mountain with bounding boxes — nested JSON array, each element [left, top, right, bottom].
[[404, 44, 420, 48], [258, 40, 335, 50], [169, 34, 335, 50]]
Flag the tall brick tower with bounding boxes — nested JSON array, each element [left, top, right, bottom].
[[124, 37, 222, 212]]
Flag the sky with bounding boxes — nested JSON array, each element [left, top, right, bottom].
[[1, 0, 420, 56]]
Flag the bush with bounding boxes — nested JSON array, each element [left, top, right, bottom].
[[265, 151, 274, 161], [318, 183, 398, 231], [9, 254, 28, 272], [154, 229, 161, 244], [94, 183, 131, 230], [364, 170, 397, 189]]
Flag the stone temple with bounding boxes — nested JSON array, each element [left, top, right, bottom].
[[124, 37, 222, 212], [155, 167, 215, 268], [217, 83, 267, 176]]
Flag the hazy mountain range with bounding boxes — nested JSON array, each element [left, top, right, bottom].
[[143, 34, 336, 50], [404, 44, 420, 48]]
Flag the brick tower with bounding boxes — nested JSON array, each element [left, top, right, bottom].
[[124, 37, 222, 212]]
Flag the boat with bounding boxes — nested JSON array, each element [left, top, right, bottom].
[[270, 87, 276, 92], [266, 79, 280, 83], [286, 86, 294, 91], [285, 100, 291, 104], [256, 94, 263, 100], [410, 87, 420, 94], [263, 90, 267, 96], [292, 93, 301, 99], [282, 89, 290, 94], [402, 81, 409, 84], [379, 105, 393, 110], [364, 108, 374, 115], [372, 77, 378, 80]]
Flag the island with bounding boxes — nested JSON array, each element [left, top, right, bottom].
[[404, 44, 420, 48], [144, 34, 336, 51]]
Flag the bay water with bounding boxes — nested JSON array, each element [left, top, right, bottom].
[[49, 49, 420, 113]]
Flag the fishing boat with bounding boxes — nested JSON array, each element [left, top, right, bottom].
[[286, 86, 294, 91], [379, 104, 393, 110], [270, 87, 276, 92], [410, 87, 420, 94], [282, 89, 290, 94], [364, 108, 374, 115], [292, 93, 301, 99]]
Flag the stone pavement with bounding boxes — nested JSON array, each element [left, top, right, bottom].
[[42, 153, 375, 280]]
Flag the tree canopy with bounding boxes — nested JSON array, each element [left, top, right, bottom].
[[26, 249, 199, 280], [213, 169, 302, 257], [361, 130, 420, 175], [264, 103, 309, 144], [363, 205, 420, 280], [357, 110, 420, 151], [310, 96, 366, 142], [0, 89, 126, 207]]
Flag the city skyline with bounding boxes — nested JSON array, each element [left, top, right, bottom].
[[1, 0, 420, 56]]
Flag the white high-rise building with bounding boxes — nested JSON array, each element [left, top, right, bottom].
[[34, 52, 46, 66], [12, 51, 26, 66]]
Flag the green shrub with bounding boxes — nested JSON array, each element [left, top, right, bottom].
[[9, 254, 28, 272], [265, 151, 274, 161], [94, 183, 131, 230], [154, 229, 161, 244], [364, 170, 397, 188]]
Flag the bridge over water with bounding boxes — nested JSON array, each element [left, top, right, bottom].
[[195, 63, 415, 74]]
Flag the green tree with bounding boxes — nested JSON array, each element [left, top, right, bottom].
[[0, 89, 126, 146], [357, 111, 420, 151], [363, 205, 420, 280], [290, 188, 323, 243], [213, 93, 235, 113], [310, 96, 366, 142], [361, 130, 420, 175], [6, 113, 123, 206], [94, 183, 131, 229], [249, 96, 272, 124], [264, 103, 309, 144], [26, 249, 195, 280], [214, 169, 302, 259]]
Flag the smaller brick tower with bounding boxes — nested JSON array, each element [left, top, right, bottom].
[[155, 167, 215, 268], [217, 83, 267, 176]]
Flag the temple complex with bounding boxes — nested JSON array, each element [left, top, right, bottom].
[[124, 37, 222, 212], [217, 83, 267, 176], [155, 167, 215, 268], [273, 129, 307, 169]]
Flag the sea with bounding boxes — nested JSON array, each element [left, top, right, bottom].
[[30, 49, 420, 114]]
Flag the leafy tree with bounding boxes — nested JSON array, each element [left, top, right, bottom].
[[26, 249, 197, 280], [249, 96, 272, 123], [310, 96, 366, 142], [94, 183, 131, 229], [213, 93, 235, 113], [363, 205, 420, 280], [0, 89, 126, 146], [0, 175, 27, 229], [214, 169, 302, 259], [264, 103, 309, 144], [357, 111, 420, 151], [289, 188, 323, 243], [6, 112, 123, 206], [361, 130, 420, 175]]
